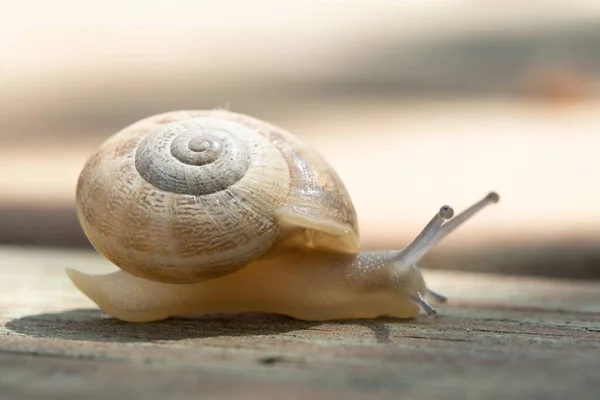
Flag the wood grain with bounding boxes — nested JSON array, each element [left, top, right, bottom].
[[0, 245, 599, 399]]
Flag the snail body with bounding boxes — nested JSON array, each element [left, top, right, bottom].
[[69, 110, 499, 322], [67, 249, 424, 323]]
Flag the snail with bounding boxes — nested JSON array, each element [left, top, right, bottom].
[[67, 109, 499, 323]]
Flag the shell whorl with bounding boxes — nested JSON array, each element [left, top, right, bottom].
[[134, 118, 252, 196]]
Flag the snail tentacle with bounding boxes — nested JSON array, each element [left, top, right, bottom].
[[393, 205, 454, 267], [426, 288, 448, 303], [411, 292, 437, 316], [433, 191, 500, 246]]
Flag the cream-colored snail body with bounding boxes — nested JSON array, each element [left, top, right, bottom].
[[68, 109, 499, 322]]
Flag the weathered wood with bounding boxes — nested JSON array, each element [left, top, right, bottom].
[[1, 245, 599, 399]]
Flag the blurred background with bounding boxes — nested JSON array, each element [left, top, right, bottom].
[[1, 0, 599, 279]]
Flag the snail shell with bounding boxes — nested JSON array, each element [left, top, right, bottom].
[[76, 110, 359, 284]]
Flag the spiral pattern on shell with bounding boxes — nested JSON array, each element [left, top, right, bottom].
[[135, 118, 252, 195]]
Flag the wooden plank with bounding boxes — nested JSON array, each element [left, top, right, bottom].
[[1, 245, 599, 399]]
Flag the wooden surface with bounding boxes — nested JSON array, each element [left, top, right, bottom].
[[1, 245, 599, 400]]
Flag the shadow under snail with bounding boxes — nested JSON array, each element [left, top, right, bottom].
[[68, 109, 500, 322]]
